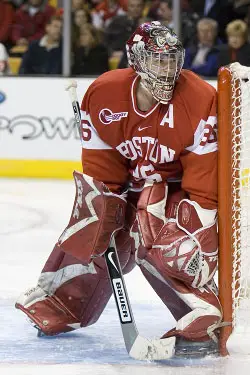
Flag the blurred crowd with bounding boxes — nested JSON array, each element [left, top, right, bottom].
[[1, 0, 250, 78]]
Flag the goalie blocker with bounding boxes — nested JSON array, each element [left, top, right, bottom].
[[15, 171, 222, 353]]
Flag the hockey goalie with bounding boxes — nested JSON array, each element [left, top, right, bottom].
[[15, 21, 221, 359]]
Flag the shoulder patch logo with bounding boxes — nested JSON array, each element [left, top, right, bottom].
[[99, 108, 128, 125]]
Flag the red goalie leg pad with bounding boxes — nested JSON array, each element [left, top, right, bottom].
[[135, 185, 221, 341], [139, 266, 192, 321], [143, 249, 222, 341], [57, 171, 127, 264], [16, 223, 136, 335], [160, 278, 221, 342], [15, 248, 114, 335]]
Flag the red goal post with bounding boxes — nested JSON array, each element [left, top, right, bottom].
[[218, 62, 250, 356]]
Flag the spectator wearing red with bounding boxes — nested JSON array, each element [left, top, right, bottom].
[[11, 0, 55, 47], [105, 0, 145, 52], [92, 0, 128, 29], [0, 0, 15, 46]]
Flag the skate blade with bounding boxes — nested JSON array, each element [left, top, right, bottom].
[[174, 342, 219, 358]]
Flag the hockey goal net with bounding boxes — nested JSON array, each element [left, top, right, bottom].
[[218, 62, 250, 356]]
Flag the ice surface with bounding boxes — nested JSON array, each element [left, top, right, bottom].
[[1, 178, 250, 375]]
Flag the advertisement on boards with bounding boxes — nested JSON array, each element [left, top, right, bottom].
[[0, 77, 94, 161]]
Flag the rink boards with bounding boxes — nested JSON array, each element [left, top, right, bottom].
[[0, 77, 216, 179]]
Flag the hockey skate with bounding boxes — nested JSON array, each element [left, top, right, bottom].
[[174, 337, 219, 358], [26, 318, 47, 338]]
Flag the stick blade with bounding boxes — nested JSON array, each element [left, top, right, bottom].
[[129, 335, 176, 361]]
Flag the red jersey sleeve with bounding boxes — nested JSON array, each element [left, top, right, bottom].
[[180, 86, 217, 209], [80, 81, 129, 193]]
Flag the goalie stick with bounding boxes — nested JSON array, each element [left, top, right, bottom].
[[65, 80, 176, 361]]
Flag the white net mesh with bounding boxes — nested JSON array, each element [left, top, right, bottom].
[[230, 63, 250, 336]]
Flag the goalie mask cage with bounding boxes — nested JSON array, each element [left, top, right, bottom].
[[218, 62, 250, 356]]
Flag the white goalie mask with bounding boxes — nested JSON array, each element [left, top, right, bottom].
[[126, 21, 185, 104]]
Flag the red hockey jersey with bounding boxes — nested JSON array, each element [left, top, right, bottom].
[[80, 68, 217, 209]]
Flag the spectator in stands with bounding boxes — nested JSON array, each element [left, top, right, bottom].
[[218, 19, 250, 68], [71, 0, 90, 15], [0, 0, 15, 48], [74, 8, 91, 27], [11, 0, 55, 47], [92, 0, 127, 30], [189, 0, 238, 42], [158, 0, 174, 28], [146, 0, 160, 20], [19, 15, 62, 75], [72, 7, 92, 49], [105, 0, 145, 53], [158, 0, 198, 47], [0, 42, 11, 75], [183, 17, 220, 77], [72, 0, 86, 11], [72, 24, 109, 75], [147, 0, 193, 22]]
